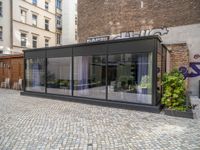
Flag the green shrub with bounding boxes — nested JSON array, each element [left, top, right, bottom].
[[161, 69, 189, 111]]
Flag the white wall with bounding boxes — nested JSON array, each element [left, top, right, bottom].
[[0, 0, 11, 54], [12, 0, 56, 52], [161, 23, 200, 96], [62, 0, 77, 45]]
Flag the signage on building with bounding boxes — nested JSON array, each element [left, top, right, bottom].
[[87, 27, 169, 43]]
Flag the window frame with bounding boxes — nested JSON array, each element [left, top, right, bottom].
[[21, 9, 27, 23], [32, 35, 37, 48], [0, 26, 2, 41], [56, 33, 61, 45], [45, 38, 49, 47], [21, 33, 27, 47], [56, 0, 62, 10], [45, 1, 49, 10], [56, 15, 62, 27], [32, 0, 37, 5], [45, 19, 49, 31], [32, 14, 38, 27], [0, 1, 2, 17]]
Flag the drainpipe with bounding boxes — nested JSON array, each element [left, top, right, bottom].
[[10, 0, 13, 51]]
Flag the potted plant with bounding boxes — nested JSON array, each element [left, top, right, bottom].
[[138, 75, 151, 94], [161, 69, 196, 119]]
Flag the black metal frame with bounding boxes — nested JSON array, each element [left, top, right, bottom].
[[22, 35, 167, 113]]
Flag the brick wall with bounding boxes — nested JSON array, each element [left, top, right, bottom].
[[166, 43, 190, 88], [0, 55, 24, 88], [78, 0, 200, 42]]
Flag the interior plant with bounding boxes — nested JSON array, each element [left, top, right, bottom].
[[118, 75, 135, 90], [119, 75, 128, 88], [138, 75, 151, 89], [161, 69, 192, 111]]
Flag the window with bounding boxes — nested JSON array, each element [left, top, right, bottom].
[[21, 10, 27, 23], [56, 15, 62, 28], [45, 39, 49, 47], [45, 19, 49, 30], [32, 36, 37, 48], [47, 57, 72, 95], [45, 1, 49, 10], [75, 16, 78, 25], [73, 55, 106, 99], [21, 33, 27, 47], [75, 29, 78, 41], [0, 26, 2, 40], [32, 0, 37, 5], [56, 33, 61, 44], [25, 58, 45, 92], [0, 2, 2, 17], [107, 53, 153, 104], [56, 0, 62, 10], [32, 14, 37, 26]]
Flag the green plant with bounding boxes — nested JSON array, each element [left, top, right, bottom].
[[161, 69, 190, 111], [139, 75, 151, 89], [118, 75, 135, 90]]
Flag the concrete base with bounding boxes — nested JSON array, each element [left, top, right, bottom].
[[190, 96, 200, 120], [21, 91, 162, 113]]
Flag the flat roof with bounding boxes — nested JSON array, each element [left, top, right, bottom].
[[23, 35, 162, 52]]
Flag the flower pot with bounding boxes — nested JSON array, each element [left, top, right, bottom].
[[142, 88, 148, 94], [164, 108, 194, 119]]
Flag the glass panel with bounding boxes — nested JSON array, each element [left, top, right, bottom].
[[73, 55, 106, 99], [107, 53, 152, 104], [26, 58, 45, 92], [47, 57, 72, 95], [0, 2, 2, 17], [21, 33, 27, 47]]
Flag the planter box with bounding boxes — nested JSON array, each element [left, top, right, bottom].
[[164, 108, 194, 119]]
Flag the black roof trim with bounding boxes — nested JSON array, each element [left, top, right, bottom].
[[23, 35, 162, 52]]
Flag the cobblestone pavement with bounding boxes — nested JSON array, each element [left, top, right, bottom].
[[0, 89, 200, 150]]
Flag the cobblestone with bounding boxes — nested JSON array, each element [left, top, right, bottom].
[[0, 89, 200, 150]]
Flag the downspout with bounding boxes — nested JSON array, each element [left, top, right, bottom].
[[10, 0, 13, 51]]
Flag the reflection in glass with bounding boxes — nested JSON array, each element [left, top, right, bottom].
[[73, 55, 106, 99], [26, 58, 45, 92], [107, 53, 152, 104], [47, 57, 72, 95]]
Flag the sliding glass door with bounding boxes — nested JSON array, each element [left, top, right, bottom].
[[25, 58, 45, 92], [107, 53, 153, 104], [73, 55, 106, 99], [47, 57, 72, 95]]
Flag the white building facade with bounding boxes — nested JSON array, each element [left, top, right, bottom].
[[62, 0, 78, 45], [0, 0, 12, 54], [0, 0, 78, 54]]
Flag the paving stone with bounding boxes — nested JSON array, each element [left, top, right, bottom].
[[0, 89, 200, 150]]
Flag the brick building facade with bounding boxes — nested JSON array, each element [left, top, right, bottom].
[[78, 0, 200, 42], [78, 0, 200, 96]]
